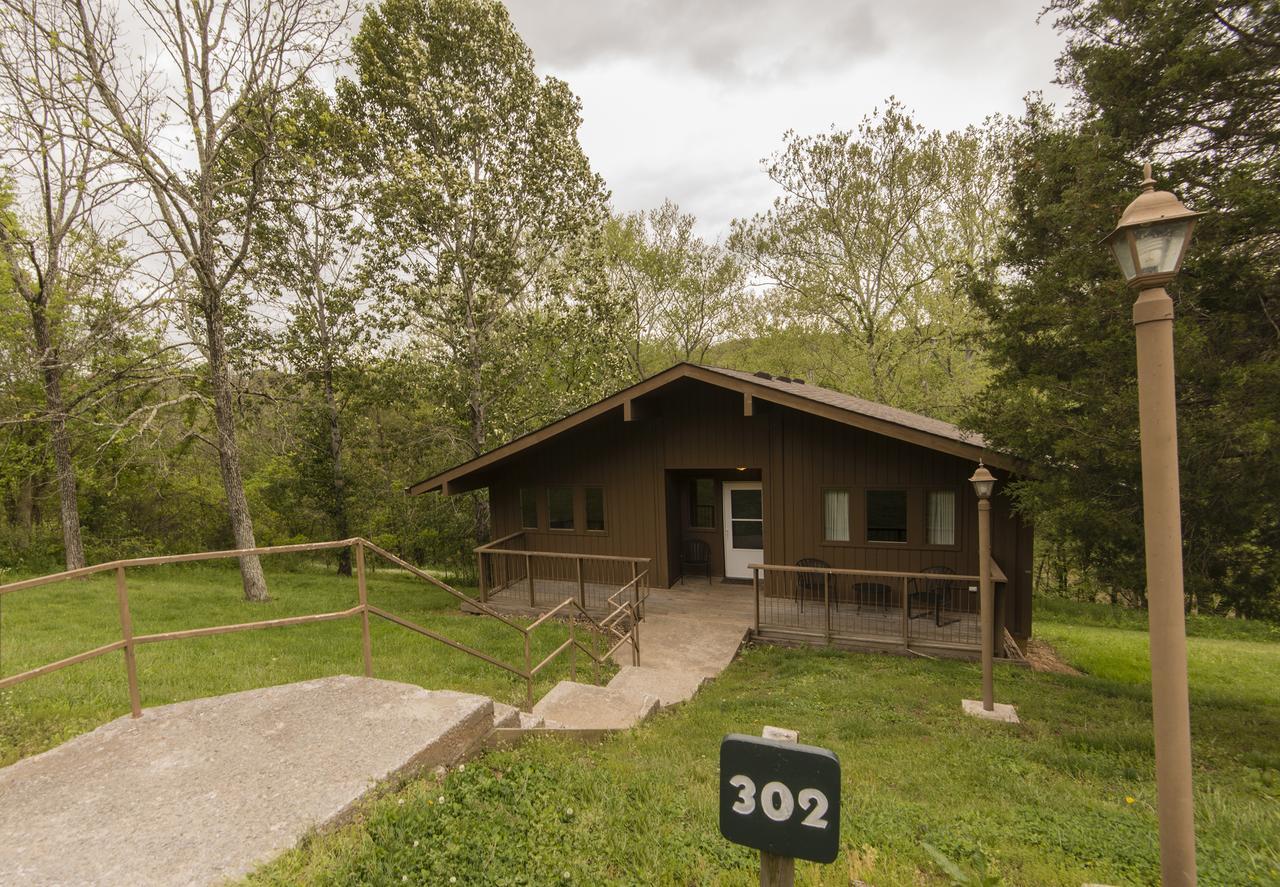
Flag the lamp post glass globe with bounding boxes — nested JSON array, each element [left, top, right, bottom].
[[1102, 163, 1202, 289], [969, 463, 996, 500]]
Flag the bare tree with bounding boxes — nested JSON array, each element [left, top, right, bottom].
[[23, 0, 356, 599], [0, 0, 141, 570]]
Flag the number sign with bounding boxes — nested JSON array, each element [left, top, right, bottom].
[[718, 733, 841, 863]]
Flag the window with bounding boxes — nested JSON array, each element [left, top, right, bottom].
[[585, 486, 605, 532], [548, 486, 575, 530], [866, 489, 908, 543], [927, 490, 956, 546], [519, 488, 538, 529], [728, 487, 764, 550], [690, 478, 715, 528], [823, 489, 850, 542]]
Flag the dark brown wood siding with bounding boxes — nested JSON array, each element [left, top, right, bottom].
[[481, 379, 1033, 640]]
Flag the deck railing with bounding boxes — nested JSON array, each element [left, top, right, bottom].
[[0, 538, 647, 715], [750, 561, 1006, 657], [475, 532, 649, 617]]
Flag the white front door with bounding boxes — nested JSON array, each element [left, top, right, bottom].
[[722, 481, 764, 580]]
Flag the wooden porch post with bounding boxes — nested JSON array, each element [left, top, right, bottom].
[[526, 553, 535, 607], [900, 575, 910, 653], [823, 571, 831, 645], [477, 550, 488, 603], [753, 567, 760, 634], [576, 557, 585, 609]]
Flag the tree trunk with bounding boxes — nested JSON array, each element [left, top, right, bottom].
[[323, 364, 351, 575], [29, 298, 86, 571], [203, 295, 270, 602]]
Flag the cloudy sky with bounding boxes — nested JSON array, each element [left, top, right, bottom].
[[506, 1, 1071, 239]]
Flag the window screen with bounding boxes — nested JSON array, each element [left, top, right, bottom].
[[866, 490, 908, 543], [690, 478, 715, 528], [519, 488, 537, 529], [927, 490, 956, 545], [585, 486, 605, 532], [823, 489, 850, 542], [548, 486, 574, 530]]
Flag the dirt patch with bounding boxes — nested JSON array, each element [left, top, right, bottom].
[[1025, 638, 1083, 676]]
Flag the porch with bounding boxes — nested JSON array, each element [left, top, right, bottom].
[[474, 534, 1009, 660]]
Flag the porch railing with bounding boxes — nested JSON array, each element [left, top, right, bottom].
[[475, 532, 649, 618], [0, 538, 646, 715], [750, 561, 1006, 657]]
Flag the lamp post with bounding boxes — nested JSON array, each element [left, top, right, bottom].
[[1102, 162, 1202, 887], [969, 463, 996, 711]]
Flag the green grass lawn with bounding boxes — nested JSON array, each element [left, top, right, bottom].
[[0, 562, 603, 767], [243, 604, 1280, 887], [4, 569, 1278, 885]]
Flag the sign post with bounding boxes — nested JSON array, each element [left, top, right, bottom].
[[719, 727, 841, 886]]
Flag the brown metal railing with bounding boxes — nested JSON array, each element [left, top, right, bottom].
[[475, 532, 649, 617], [0, 538, 649, 716], [750, 561, 1004, 656]]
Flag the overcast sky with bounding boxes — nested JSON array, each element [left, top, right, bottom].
[[506, 1, 1071, 240]]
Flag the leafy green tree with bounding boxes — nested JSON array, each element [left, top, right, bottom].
[[247, 86, 372, 574], [42, 0, 356, 599], [730, 101, 1006, 419], [972, 1, 1280, 617], [605, 200, 744, 379], [344, 0, 627, 541]]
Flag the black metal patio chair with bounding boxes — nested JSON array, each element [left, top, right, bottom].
[[794, 558, 831, 612], [907, 565, 962, 627]]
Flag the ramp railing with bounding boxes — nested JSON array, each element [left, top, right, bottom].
[[0, 538, 648, 716]]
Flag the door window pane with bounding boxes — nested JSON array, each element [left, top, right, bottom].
[[690, 478, 715, 528], [731, 520, 764, 550], [927, 490, 956, 545], [548, 486, 575, 530], [866, 490, 908, 543], [823, 489, 849, 542], [730, 488, 762, 520], [519, 488, 537, 529], [585, 486, 605, 532]]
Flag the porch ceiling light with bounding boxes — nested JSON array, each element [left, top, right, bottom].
[[1101, 163, 1203, 289], [969, 462, 996, 501]]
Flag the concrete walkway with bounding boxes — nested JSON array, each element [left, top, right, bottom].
[[0, 676, 494, 887], [531, 581, 752, 728]]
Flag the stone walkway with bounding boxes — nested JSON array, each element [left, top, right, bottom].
[[0, 676, 494, 887]]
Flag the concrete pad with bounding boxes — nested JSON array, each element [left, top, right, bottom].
[[532, 681, 659, 730], [0, 676, 493, 887], [962, 699, 1021, 723], [607, 665, 707, 707]]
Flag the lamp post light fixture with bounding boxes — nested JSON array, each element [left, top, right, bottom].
[[1104, 162, 1201, 887], [961, 462, 1016, 723]]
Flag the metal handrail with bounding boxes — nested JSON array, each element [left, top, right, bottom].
[[748, 562, 982, 582], [0, 538, 640, 717]]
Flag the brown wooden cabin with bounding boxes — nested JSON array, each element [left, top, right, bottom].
[[410, 364, 1032, 658]]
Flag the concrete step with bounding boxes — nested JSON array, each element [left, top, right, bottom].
[[606, 665, 707, 708], [491, 702, 522, 728], [531, 681, 660, 730]]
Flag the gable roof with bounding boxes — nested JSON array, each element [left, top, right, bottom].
[[409, 363, 1013, 494]]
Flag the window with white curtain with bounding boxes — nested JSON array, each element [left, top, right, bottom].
[[927, 490, 956, 545], [823, 489, 850, 542]]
